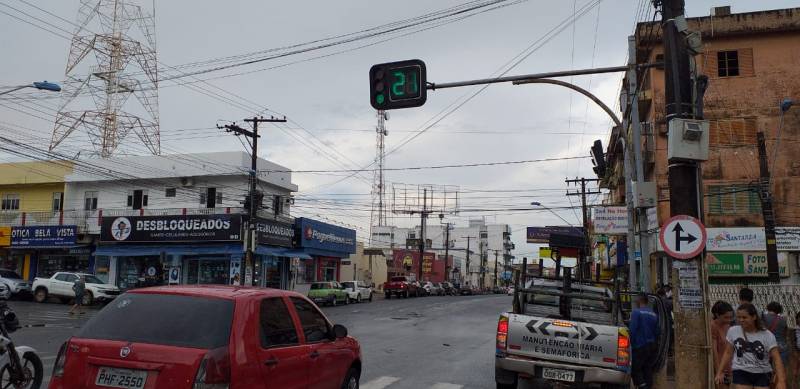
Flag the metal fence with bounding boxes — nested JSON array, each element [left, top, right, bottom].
[[709, 283, 800, 327]]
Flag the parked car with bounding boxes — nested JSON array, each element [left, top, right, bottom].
[[440, 282, 455, 295], [459, 285, 476, 296], [33, 272, 120, 305], [308, 281, 349, 306], [507, 286, 515, 295], [0, 269, 31, 298], [48, 285, 362, 389], [341, 281, 373, 303], [383, 276, 419, 299], [0, 283, 10, 300], [419, 281, 434, 296]]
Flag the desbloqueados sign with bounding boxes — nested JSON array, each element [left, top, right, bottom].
[[100, 214, 241, 242], [254, 218, 294, 247]]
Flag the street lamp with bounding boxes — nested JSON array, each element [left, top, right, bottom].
[[0, 81, 61, 96], [530, 202, 575, 227]]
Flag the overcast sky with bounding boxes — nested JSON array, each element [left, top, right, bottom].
[[1, 0, 797, 259]]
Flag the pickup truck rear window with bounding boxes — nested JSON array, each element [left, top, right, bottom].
[[529, 287, 610, 313], [77, 293, 233, 349], [390, 277, 407, 282]]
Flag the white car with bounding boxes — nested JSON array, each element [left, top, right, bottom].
[[420, 281, 442, 296], [33, 272, 121, 305], [341, 280, 373, 303], [0, 269, 31, 297]]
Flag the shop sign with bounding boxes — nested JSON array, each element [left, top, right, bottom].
[[776, 227, 800, 251], [254, 218, 294, 247], [706, 228, 764, 251], [527, 226, 583, 244], [295, 218, 356, 254], [706, 252, 789, 277], [646, 207, 659, 231], [0, 227, 10, 246], [11, 225, 77, 247], [591, 207, 628, 235], [100, 214, 242, 243]]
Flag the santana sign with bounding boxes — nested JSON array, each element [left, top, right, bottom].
[[100, 215, 241, 242]]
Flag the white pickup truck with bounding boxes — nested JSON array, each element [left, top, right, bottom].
[[33, 272, 121, 305], [495, 277, 667, 389]]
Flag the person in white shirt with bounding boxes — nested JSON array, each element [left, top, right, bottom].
[[716, 303, 786, 389]]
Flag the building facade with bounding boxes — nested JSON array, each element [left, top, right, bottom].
[[601, 6, 800, 288]]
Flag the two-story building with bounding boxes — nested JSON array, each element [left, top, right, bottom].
[[602, 6, 800, 288]]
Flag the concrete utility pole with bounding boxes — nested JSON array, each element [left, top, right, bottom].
[[566, 178, 600, 282], [443, 222, 452, 282], [756, 132, 780, 282], [493, 250, 500, 288], [661, 0, 712, 388], [462, 236, 474, 286], [418, 189, 427, 281], [220, 116, 287, 286]]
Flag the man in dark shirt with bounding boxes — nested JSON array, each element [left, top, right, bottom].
[[630, 294, 659, 389]]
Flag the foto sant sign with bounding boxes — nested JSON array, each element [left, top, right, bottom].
[[707, 252, 789, 278]]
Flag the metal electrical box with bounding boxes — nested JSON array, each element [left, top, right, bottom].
[[667, 118, 710, 161], [632, 181, 657, 208]]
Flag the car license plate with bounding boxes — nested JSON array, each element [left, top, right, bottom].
[[95, 367, 147, 389], [542, 367, 576, 382]]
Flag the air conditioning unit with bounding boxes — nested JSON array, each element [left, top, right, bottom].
[[180, 177, 195, 187]]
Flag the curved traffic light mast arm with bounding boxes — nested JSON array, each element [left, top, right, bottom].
[[512, 78, 621, 127]]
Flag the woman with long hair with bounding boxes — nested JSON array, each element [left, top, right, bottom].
[[716, 303, 786, 389], [712, 300, 735, 388]]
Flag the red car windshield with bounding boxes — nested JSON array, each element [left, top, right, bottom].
[[76, 293, 234, 349]]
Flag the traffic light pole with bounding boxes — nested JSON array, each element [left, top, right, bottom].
[[220, 116, 287, 286]]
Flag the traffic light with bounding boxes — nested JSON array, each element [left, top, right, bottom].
[[590, 139, 607, 178], [369, 59, 427, 110]]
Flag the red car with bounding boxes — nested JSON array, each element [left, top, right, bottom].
[[48, 285, 361, 389]]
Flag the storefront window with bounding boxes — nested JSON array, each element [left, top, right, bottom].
[[320, 258, 338, 281], [0, 253, 23, 274], [117, 256, 165, 290], [263, 257, 283, 289], [37, 254, 90, 278], [184, 257, 229, 285], [94, 256, 110, 284], [300, 258, 315, 283]]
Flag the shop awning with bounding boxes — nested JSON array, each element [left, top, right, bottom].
[[281, 250, 313, 260], [94, 244, 244, 257], [255, 245, 287, 257]]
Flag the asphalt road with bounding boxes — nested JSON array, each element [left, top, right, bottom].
[[9, 293, 546, 388]]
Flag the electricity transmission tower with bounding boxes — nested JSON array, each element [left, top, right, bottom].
[[369, 110, 389, 242], [51, 0, 160, 158]]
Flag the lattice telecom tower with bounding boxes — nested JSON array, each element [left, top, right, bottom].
[[370, 110, 389, 230], [51, 0, 160, 158]]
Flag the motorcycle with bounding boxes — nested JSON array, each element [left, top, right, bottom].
[[0, 302, 43, 389]]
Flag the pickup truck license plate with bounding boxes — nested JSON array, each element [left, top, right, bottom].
[[542, 367, 576, 382], [95, 367, 147, 389]]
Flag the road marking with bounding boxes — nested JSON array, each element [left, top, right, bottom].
[[361, 376, 401, 389], [430, 384, 463, 389]]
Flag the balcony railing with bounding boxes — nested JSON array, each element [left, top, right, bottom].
[[0, 207, 294, 234]]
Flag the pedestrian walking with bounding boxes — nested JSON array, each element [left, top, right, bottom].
[[68, 275, 86, 315], [711, 301, 734, 388], [630, 293, 659, 389], [740, 287, 755, 305], [762, 302, 789, 367], [715, 303, 787, 389]]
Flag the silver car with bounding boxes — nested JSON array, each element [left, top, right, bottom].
[[0, 283, 11, 300], [0, 269, 31, 297]]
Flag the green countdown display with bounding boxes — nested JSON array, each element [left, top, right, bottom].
[[370, 59, 427, 110]]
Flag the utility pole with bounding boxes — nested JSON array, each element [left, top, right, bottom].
[[756, 132, 780, 282], [463, 236, 474, 286], [418, 189, 427, 281], [493, 250, 500, 288], [443, 222, 452, 282], [661, 0, 712, 388], [566, 177, 600, 282], [220, 115, 287, 286]]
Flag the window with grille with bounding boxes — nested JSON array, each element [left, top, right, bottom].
[[1, 194, 20, 211], [707, 185, 760, 214], [717, 50, 739, 77], [84, 191, 98, 211]]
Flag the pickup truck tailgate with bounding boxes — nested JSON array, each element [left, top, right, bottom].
[[505, 313, 622, 369]]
